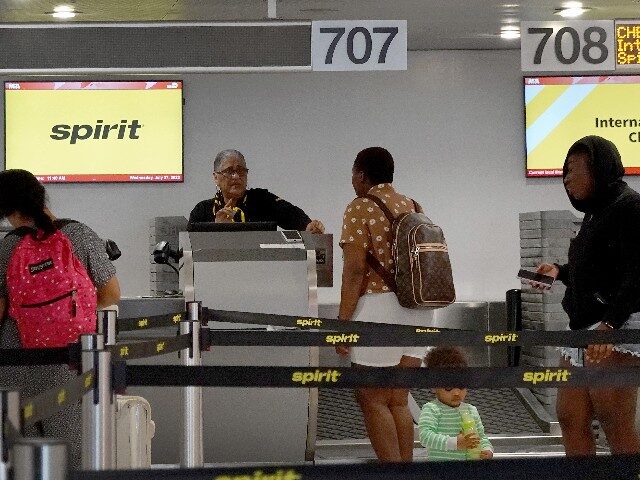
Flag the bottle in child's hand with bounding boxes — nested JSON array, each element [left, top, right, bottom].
[[460, 409, 481, 460]]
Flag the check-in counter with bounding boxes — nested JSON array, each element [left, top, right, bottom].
[[122, 230, 331, 465]]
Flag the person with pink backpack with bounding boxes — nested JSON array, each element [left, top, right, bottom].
[[0, 169, 120, 468]]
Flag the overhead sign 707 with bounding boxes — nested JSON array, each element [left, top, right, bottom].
[[521, 20, 615, 72], [312, 20, 407, 71]]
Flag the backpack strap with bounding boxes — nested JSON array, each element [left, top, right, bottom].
[[4, 226, 35, 239], [365, 194, 395, 223], [365, 252, 397, 292], [53, 219, 78, 229], [4, 219, 77, 240], [363, 194, 397, 292]]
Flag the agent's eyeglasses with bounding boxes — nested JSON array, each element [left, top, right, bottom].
[[215, 167, 249, 179]]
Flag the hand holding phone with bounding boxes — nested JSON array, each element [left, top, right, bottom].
[[517, 268, 555, 288]]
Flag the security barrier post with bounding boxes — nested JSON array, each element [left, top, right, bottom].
[[97, 309, 118, 346], [12, 438, 68, 480], [180, 301, 203, 467], [81, 334, 115, 470], [0, 390, 20, 480]]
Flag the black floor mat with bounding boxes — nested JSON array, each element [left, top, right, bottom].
[[318, 388, 544, 440]]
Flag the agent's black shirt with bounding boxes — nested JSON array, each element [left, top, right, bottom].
[[188, 188, 311, 231]]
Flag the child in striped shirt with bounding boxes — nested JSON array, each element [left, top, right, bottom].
[[418, 347, 493, 461]]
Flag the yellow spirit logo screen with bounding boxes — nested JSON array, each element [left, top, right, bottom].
[[525, 76, 640, 177], [5, 81, 183, 183]]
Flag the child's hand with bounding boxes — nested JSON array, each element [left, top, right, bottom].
[[480, 450, 493, 459], [456, 432, 480, 450]]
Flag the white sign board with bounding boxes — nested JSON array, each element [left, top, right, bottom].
[[311, 20, 407, 71], [521, 20, 615, 72]]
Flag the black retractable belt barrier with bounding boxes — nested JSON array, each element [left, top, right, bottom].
[[0, 343, 81, 368], [20, 370, 94, 427], [109, 334, 192, 361], [204, 307, 459, 332], [206, 323, 640, 347], [116, 311, 186, 332], [0, 347, 71, 366], [70, 453, 640, 480], [205, 308, 640, 347], [125, 364, 640, 389]]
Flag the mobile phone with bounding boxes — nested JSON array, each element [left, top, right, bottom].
[[517, 268, 555, 287], [281, 230, 303, 243]]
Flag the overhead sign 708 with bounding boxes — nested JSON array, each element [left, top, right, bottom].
[[312, 20, 407, 71], [521, 20, 615, 72]]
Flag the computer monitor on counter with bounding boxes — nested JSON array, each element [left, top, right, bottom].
[[187, 221, 277, 233]]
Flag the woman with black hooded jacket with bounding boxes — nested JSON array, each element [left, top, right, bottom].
[[536, 135, 640, 455]]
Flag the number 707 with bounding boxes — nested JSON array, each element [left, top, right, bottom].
[[320, 27, 398, 65]]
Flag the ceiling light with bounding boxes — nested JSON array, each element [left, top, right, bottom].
[[501, 25, 520, 39], [501, 30, 521, 39], [555, 2, 591, 18], [50, 4, 77, 19], [52, 11, 76, 18], [556, 7, 589, 17]]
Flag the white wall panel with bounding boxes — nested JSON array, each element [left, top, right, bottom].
[[4, 50, 635, 302]]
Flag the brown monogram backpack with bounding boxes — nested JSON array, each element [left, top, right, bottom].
[[365, 194, 455, 308]]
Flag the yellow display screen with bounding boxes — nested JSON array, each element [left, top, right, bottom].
[[4, 81, 183, 183], [524, 76, 640, 177], [616, 23, 640, 67]]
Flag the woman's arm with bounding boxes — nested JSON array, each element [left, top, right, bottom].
[[338, 244, 367, 321], [97, 276, 121, 309]]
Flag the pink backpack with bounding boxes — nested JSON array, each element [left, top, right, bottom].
[[6, 223, 97, 348]]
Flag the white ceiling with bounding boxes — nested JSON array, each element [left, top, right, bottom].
[[1, 0, 639, 50]]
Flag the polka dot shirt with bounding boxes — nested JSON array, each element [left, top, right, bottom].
[[339, 183, 417, 295]]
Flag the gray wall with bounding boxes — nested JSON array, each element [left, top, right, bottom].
[[3, 50, 638, 303]]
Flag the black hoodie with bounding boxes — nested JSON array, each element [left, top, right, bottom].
[[557, 135, 640, 330]]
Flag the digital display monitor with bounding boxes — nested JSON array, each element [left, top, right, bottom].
[[524, 75, 640, 177], [4, 81, 183, 183]]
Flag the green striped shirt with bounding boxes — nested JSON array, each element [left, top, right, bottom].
[[418, 400, 493, 461]]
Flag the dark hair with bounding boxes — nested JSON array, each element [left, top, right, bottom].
[[0, 169, 56, 235], [353, 147, 394, 184], [425, 346, 468, 369]]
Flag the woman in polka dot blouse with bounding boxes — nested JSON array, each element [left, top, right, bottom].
[[337, 147, 436, 463]]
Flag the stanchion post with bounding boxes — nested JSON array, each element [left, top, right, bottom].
[[12, 438, 68, 480], [506, 289, 522, 367], [180, 301, 203, 468], [97, 309, 118, 346], [1, 390, 20, 480], [81, 334, 115, 471]]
